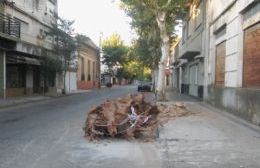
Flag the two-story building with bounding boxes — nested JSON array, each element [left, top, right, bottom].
[[0, 0, 62, 97], [172, 0, 260, 125], [205, 0, 260, 125], [172, 0, 206, 99]]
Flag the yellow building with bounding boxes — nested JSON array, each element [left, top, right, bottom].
[[77, 37, 100, 90]]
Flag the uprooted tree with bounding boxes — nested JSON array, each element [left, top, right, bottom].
[[120, 0, 187, 101], [83, 93, 192, 140]]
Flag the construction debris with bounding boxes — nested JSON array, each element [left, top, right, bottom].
[[83, 94, 191, 140], [157, 102, 193, 125]]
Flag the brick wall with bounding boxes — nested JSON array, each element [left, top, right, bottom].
[[77, 80, 99, 90]]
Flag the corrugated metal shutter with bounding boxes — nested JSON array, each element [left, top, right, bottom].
[[215, 41, 226, 86], [243, 23, 260, 88]]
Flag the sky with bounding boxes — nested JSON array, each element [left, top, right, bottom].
[[58, 0, 135, 46]]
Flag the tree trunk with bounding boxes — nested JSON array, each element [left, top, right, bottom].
[[156, 11, 170, 101]]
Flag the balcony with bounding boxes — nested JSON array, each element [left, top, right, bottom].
[[0, 13, 21, 39]]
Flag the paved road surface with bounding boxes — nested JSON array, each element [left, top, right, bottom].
[[1, 85, 260, 168], [0, 86, 161, 168]]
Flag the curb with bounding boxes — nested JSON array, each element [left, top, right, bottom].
[[0, 91, 89, 110]]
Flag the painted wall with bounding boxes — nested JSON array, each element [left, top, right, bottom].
[[65, 71, 77, 93], [77, 42, 100, 90], [4, 0, 57, 50], [204, 0, 260, 125]]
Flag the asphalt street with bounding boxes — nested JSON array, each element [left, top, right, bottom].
[[0, 85, 161, 168], [1, 86, 260, 168]]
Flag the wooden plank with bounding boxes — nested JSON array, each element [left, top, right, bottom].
[[215, 41, 226, 87], [243, 23, 260, 88]]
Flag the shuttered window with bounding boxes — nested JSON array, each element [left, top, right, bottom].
[[243, 23, 260, 88], [215, 41, 226, 86]]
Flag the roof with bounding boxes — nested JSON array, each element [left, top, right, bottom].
[[77, 35, 100, 52]]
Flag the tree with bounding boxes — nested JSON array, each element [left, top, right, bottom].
[[120, 0, 187, 100], [40, 49, 63, 95], [49, 17, 77, 94], [102, 33, 128, 80], [127, 45, 154, 81]]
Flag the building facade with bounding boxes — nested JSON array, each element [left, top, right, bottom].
[[77, 37, 100, 90], [204, 0, 260, 125], [172, 0, 260, 125], [0, 0, 62, 97], [173, 0, 206, 99]]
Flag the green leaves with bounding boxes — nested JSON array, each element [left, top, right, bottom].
[[49, 17, 77, 69], [102, 33, 128, 69], [120, 0, 187, 49]]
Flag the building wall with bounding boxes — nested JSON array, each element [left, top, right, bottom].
[[1, 0, 61, 98], [65, 71, 77, 93], [4, 0, 57, 50], [77, 43, 99, 90], [177, 0, 206, 98], [0, 50, 5, 97], [25, 66, 33, 95], [205, 0, 260, 125]]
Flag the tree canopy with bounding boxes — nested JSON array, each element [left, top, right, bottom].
[[102, 33, 152, 81], [49, 17, 78, 94], [102, 33, 128, 71], [120, 0, 187, 100]]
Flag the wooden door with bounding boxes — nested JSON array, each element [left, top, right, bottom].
[[215, 41, 226, 87], [243, 23, 260, 88]]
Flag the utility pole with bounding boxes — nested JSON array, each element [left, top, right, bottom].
[[98, 32, 103, 88]]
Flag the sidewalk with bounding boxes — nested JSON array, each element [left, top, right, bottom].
[[0, 89, 91, 109], [159, 89, 260, 168]]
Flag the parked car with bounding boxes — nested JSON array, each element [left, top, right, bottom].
[[137, 81, 152, 92]]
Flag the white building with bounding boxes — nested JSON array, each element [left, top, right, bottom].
[[204, 0, 260, 125], [172, 0, 260, 125], [0, 0, 63, 97]]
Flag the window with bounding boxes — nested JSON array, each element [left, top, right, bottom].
[[14, 17, 29, 34], [81, 57, 85, 81], [6, 65, 26, 88], [215, 41, 226, 87], [243, 23, 260, 88], [93, 62, 96, 80], [88, 60, 91, 81]]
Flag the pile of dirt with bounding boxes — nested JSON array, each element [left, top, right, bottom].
[[157, 102, 193, 125], [83, 94, 191, 140]]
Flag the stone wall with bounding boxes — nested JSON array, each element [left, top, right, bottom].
[[207, 85, 260, 126]]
